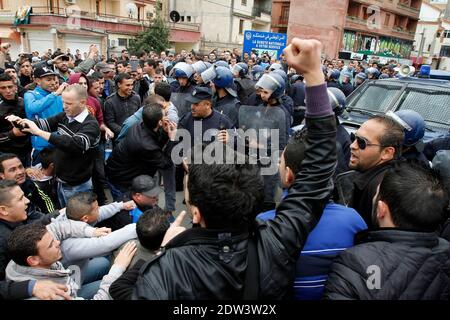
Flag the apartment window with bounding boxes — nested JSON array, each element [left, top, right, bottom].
[[281, 5, 290, 24], [440, 45, 450, 57], [239, 19, 244, 34], [241, 0, 247, 6], [118, 38, 128, 47], [181, 16, 185, 22], [384, 14, 390, 26], [187, 16, 191, 22], [427, 44, 431, 52], [363, 7, 369, 20], [444, 30, 450, 38], [146, 12, 153, 19]]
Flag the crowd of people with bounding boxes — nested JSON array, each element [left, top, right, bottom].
[[0, 37, 449, 300]]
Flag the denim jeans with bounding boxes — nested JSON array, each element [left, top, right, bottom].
[[57, 178, 93, 208], [92, 144, 108, 205], [31, 148, 43, 167], [161, 165, 176, 212], [77, 256, 111, 299], [107, 180, 127, 202]]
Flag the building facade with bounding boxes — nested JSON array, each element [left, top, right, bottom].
[[271, 0, 289, 34], [411, 0, 450, 70], [0, 0, 201, 58], [166, 0, 272, 54], [277, 0, 422, 61]]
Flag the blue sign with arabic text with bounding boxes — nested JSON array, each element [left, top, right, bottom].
[[243, 30, 287, 60]]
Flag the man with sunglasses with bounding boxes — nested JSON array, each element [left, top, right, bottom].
[[336, 116, 404, 227], [325, 160, 450, 300]]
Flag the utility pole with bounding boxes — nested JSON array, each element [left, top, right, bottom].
[[418, 29, 425, 59]]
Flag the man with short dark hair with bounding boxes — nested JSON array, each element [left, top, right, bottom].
[[88, 72, 106, 109], [0, 179, 102, 282], [0, 74, 31, 165], [18, 59, 33, 88], [104, 73, 141, 138], [31, 147, 59, 209], [335, 115, 404, 227], [0, 153, 56, 214], [106, 103, 177, 197], [178, 87, 234, 148], [325, 161, 450, 300], [109, 38, 339, 300], [95, 62, 115, 98], [5, 222, 136, 300], [116, 61, 128, 74], [107, 207, 169, 298], [136, 206, 169, 255], [143, 59, 158, 87], [257, 129, 367, 300], [121, 49, 129, 62], [51, 191, 136, 298]]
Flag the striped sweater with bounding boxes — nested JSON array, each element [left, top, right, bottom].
[[35, 110, 100, 186]]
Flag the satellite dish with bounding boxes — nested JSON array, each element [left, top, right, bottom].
[[125, 3, 138, 18], [170, 10, 181, 23]]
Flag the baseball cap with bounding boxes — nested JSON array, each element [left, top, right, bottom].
[[4, 62, 15, 70], [185, 87, 213, 104], [33, 66, 57, 78], [131, 175, 163, 197]]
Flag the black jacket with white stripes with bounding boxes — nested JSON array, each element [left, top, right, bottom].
[[35, 110, 100, 186]]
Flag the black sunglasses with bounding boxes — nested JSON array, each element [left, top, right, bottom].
[[350, 132, 386, 150]]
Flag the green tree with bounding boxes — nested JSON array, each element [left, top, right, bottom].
[[129, 3, 170, 54]]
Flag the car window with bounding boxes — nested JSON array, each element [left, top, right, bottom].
[[348, 83, 403, 113], [396, 87, 450, 132]]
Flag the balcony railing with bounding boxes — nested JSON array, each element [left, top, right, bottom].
[[28, 6, 153, 26], [392, 27, 415, 37], [30, 6, 66, 16], [346, 16, 367, 26], [397, 2, 420, 14], [168, 21, 200, 32], [272, 17, 289, 26]]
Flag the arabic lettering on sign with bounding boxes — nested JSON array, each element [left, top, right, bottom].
[[243, 30, 287, 59]]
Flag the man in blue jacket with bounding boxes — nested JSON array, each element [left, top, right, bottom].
[[24, 67, 65, 165], [257, 129, 367, 300]]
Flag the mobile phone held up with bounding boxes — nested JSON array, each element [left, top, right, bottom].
[[12, 121, 28, 131], [130, 60, 139, 72]]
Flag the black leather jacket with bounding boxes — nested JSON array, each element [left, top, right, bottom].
[[106, 123, 174, 190], [110, 89, 337, 300], [324, 229, 450, 300], [104, 91, 141, 137], [0, 95, 31, 157]]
